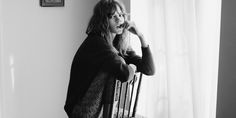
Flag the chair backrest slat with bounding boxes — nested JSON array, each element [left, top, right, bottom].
[[116, 83, 123, 118], [107, 73, 143, 118], [127, 75, 136, 117], [132, 73, 143, 117], [122, 83, 129, 117]]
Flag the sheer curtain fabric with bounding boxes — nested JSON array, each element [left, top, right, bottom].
[[130, 0, 222, 118]]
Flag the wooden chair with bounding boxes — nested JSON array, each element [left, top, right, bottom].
[[103, 73, 143, 118]]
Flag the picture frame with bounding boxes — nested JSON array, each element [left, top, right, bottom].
[[40, 0, 64, 7]]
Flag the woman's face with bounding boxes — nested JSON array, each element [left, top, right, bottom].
[[108, 6, 125, 35]]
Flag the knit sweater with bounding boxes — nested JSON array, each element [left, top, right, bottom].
[[64, 33, 155, 117]]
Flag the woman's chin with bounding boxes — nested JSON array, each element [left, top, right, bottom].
[[110, 28, 124, 35], [116, 29, 123, 34], [116, 32, 123, 34]]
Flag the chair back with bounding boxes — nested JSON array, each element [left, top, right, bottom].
[[104, 73, 143, 118]]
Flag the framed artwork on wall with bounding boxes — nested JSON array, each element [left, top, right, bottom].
[[40, 0, 64, 7]]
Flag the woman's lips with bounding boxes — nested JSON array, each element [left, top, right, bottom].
[[117, 23, 125, 28]]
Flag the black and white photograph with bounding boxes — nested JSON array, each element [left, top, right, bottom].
[[0, 0, 235, 118]]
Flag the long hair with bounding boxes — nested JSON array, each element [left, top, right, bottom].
[[86, 0, 131, 55]]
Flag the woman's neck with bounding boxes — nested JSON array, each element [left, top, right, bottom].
[[110, 33, 116, 41], [107, 32, 119, 54], [105, 32, 116, 45]]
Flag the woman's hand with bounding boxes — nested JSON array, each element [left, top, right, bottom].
[[123, 21, 148, 47], [127, 64, 137, 82], [129, 64, 137, 73], [123, 21, 142, 37]]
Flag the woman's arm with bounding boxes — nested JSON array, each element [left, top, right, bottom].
[[125, 47, 155, 75], [102, 48, 136, 82], [124, 21, 148, 47], [124, 21, 155, 75]]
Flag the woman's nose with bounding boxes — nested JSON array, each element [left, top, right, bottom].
[[115, 16, 123, 23]]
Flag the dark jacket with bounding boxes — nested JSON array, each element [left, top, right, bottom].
[[64, 33, 155, 116]]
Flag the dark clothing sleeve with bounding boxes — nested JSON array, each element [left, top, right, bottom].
[[124, 46, 155, 76], [100, 46, 135, 83]]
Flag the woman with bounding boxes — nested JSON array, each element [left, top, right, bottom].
[[64, 0, 155, 117]]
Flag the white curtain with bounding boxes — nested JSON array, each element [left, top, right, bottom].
[[129, 0, 222, 118]]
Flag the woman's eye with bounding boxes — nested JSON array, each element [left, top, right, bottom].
[[110, 13, 124, 20]]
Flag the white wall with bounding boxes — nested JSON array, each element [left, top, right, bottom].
[[0, 0, 130, 118], [0, 0, 99, 118]]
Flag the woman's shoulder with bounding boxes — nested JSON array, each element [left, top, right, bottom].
[[85, 33, 107, 45], [77, 33, 115, 56]]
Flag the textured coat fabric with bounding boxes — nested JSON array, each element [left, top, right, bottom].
[[64, 33, 155, 117], [70, 71, 109, 118]]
